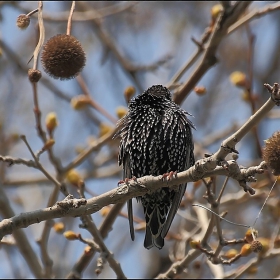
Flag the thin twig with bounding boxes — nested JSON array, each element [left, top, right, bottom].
[[14, 1, 139, 22], [0, 187, 44, 278], [63, 126, 118, 173], [173, 2, 252, 105], [192, 205, 250, 229], [75, 75, 118, 124], [228, 2, 280, 35], [37, 220, 54, 278], [82, 216, 127, 279], [66, 203, 125, 278], [66, 1, 75, 36], [252, 178, 278, 228], [217, 176, 229, 203], [26, 8, 39, 17], [32, 1, 44, 70], [19, 135, 68, 196]]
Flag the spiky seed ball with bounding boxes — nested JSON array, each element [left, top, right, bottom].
[[28, 69, 42, 83], [257, 238, 269, 255], [41, 34, 86, 80], [263, 131, 280, 175], [17, 14, 30, 29], [250, 240, 263, 253]]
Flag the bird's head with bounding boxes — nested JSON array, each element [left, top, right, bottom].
[[145, 85, 172, 100]]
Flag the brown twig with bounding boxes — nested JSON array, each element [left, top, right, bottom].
[[13, 1, 139, 22], [37, 220, 54, 278], [26, 8, 39, 17], [244, 24, 263, 158], [81, 216, 127, 279], [76, 2, 170, 93], [66, 203, 125, 278], [228, 2, 280, 35], [224, 248, 280, 278], [19, 135, 68, 196], [173, 2, 252, 105], [0, 186, 44, 278], [75, 75, 118, 124], [63, 126, 118, 173]]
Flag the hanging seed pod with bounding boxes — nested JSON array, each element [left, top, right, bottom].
[[41, 34, 86, 80], [17, 14, 30, 29], [263, 131, 280, 175]]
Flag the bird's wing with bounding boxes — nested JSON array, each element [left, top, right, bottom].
[[123, 153, 135, 241], [161, 184, 187, 239], [161, 144, 192, 239]]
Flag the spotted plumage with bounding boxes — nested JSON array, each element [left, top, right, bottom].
[[114, 85, 195, 249]]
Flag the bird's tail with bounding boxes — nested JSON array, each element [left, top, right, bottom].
[[143, 202, 168, 249], [142, 185, 187, 249], [144, 224, 164, 249]]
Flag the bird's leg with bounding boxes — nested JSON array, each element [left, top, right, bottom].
[[118, 176, 137, 185], [162, 171, 177, 181]]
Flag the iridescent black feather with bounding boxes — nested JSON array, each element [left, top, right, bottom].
[[114, 85, 195, 249]]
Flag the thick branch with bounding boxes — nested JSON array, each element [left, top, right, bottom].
[[0, 160, 265, 240]]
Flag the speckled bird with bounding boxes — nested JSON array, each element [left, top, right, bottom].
[[114, 85, 195, 249]]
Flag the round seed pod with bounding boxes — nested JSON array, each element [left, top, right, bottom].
[[263, 131, 280, 175], [250, 240, 263, 253], [17, 14, 30, 29], [41, 34, 86, 80], [28, 69, 42, 83]]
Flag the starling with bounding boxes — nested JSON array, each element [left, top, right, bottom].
[[114, 85, 195, 249]]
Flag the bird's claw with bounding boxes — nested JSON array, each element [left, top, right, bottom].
[[162, 171, 177, 181], [118, 176, 137, 185]]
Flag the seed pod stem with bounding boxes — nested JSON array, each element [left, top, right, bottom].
[[67, 1, 76, 36], [32, 1, 45, 70]]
